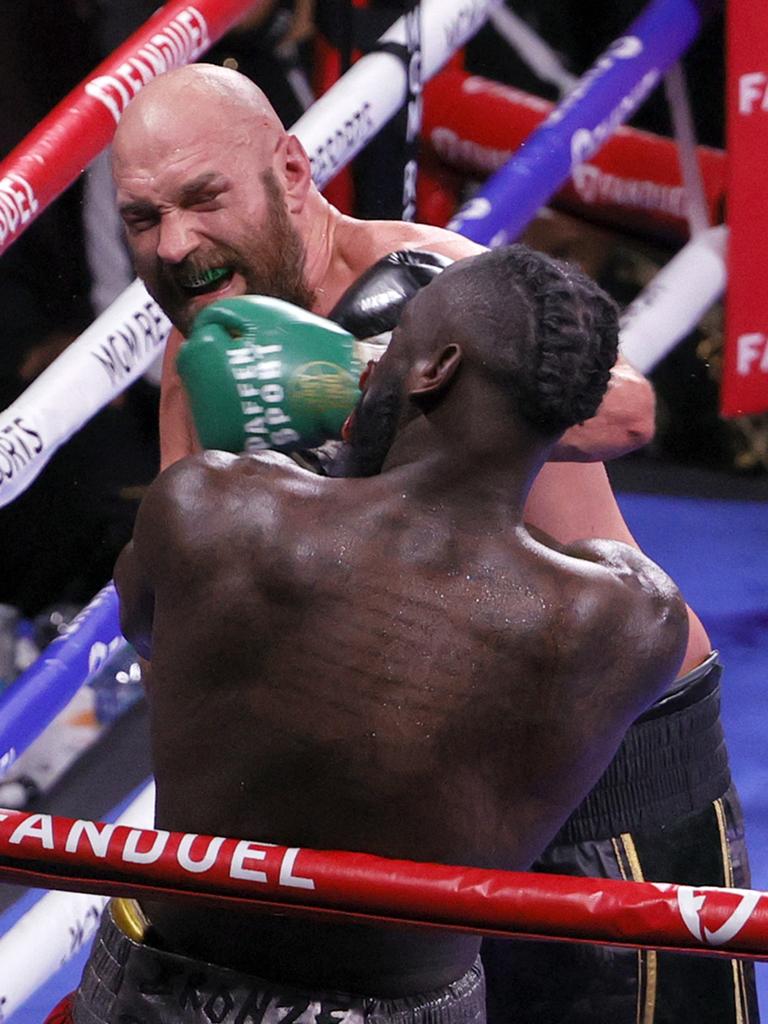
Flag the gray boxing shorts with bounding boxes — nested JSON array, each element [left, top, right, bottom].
[[73, 900, 486, 1024]]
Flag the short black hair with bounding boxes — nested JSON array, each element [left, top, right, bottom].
[[451, 244, 620, 436]]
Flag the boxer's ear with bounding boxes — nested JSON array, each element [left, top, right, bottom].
[[279, 134, 312, 214], [408, 344, 462, 398]]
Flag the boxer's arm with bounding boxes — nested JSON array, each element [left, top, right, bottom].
[[547, 355, 654, 462], [114, 538, 154, 661], [524, 461, 640, 545], [565, 537, 689, 691], [159, 326, 202, 470], [114, 452, 229, 657], [528, 529, 689, 713]]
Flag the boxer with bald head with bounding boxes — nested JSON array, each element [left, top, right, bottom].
[[108, 65, 756, 1024], [66, 247, 687, 1024], [111, 62, 653, 469]]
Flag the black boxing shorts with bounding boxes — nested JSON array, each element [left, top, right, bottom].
[[72, 900, 487, 1024], [483, 652, 759, 1024]]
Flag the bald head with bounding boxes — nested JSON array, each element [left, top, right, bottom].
[[111, 63, 316, 334], [113, 64, 286, 173]]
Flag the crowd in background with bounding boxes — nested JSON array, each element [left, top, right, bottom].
[[0, 0, 758, 637]]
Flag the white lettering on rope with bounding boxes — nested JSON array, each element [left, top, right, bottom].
[[123, 829, 170, 865], [0, 173, 39, 245], [90, 299, 170, 386], [569, 69, 660, 166], [2, 813, 320, 893], [677, 885, 763, 945], [547, 36, 644, 128], [177, 834, 226, 873], [85, 7, 210, 124], [10, 815, 54, 850]]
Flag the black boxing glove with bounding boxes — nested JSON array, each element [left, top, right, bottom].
[[329, 249, 453, 360]]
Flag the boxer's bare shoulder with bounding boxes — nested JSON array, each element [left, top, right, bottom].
[[135, 451, 318, 565], [336, 216, 485, 272], [523, 530, 689, 717]]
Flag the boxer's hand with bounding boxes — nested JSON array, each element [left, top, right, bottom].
[[177, 296, 361, 454], [330, 250, 453, 359]]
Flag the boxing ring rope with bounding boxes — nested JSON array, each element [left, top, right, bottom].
[[0, 784, 154, 1019], [1, 809, 768, 964], [619, 223, 726, 371], [422, 68, 726, 245], [447, 0, 710, 244], [0, 584, 123, 776]]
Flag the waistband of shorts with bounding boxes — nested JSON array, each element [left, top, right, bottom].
[[551, 653, 731, 845], [73, 900, 486, 1024]]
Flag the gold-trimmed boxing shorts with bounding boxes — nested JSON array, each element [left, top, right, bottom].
[[483, 652, 758, 1024]]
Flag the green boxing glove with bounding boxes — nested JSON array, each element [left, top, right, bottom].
[[177, 296, 362, 453]]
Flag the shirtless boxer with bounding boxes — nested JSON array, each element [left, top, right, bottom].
[[110, 65, 755, 1023], [69, 246, 687, 1024]]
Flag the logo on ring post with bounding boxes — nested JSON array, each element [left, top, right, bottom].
[[569, 67, 660, 167], [546, 35, 644, 129], [676, 885, 763, 946], [447, 196, 491, 232]]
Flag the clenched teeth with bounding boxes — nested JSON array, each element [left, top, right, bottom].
[[180, 266, 232, 294]]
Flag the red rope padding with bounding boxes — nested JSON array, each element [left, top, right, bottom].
[[1, 809, 768, 962], [0, 0, 265, 257], [422, 68, 726, 245]]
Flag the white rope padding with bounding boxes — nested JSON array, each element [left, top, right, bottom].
[[0, 782, 154, 1020], [620, 224, 727, 372], [0, 280, 169, 509]]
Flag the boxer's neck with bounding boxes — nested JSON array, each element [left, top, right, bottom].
[[294, 192, 343, 316], [381, 417, 553, 524]]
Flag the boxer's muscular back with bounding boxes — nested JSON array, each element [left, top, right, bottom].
[[131, 452, 686, 991], [155, 214, 710, 674]]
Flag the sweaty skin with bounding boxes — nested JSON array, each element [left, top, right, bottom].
[[116, 264, 688, 993], [111, 64, 708, 676]]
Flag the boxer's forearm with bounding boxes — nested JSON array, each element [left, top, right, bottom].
[[159, 327, 202, 471], [159, 374, 201, 471], [549, 357, 655, 462], [524, 462, 641, 545]]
